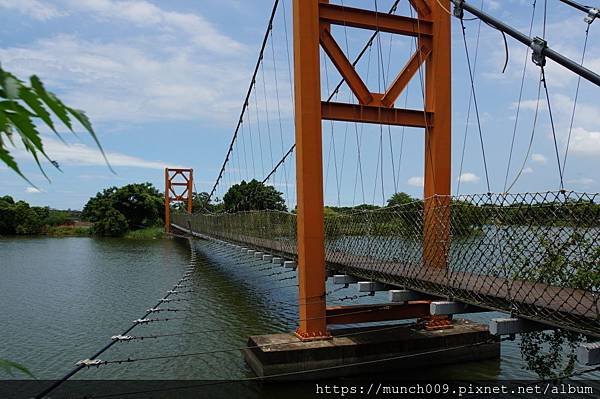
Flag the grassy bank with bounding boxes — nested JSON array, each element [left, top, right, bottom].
[[124, 227, 165, 240], [46, 226, 92, 237]]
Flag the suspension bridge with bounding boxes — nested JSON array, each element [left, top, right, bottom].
[[36, 0, 600, 397]]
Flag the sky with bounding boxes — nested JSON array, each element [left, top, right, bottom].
[[0, 0, 598, 210]]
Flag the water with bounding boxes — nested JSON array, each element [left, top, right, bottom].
[[1, 236, 598, 397]]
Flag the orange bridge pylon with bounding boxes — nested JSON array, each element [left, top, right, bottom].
[[164, 168, 193, 233]]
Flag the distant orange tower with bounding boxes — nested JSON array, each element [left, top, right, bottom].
[[164, 168, 193, 233]]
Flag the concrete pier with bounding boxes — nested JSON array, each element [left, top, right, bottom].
[[243, 319, 499, 379]]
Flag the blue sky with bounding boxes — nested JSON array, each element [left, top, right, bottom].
[[0, 0, 598, 210]]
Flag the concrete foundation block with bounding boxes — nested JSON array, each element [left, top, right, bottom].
[[578, 342, 600, 365], [244, 320, 499, 379]]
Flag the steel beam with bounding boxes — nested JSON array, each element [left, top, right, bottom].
[[326, 302, 431, 325], [320, 27, 373, 105], [423, 1, 451, 269], [321, 102, 432, 127], [409, 0, 432, 16], [381, 43, 431, 107], [293, 0, 329, 340], [164, 168, 193, 233], [319, 2, 433, 36]]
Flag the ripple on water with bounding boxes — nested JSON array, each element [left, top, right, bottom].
[[2, 236, 600, 388]]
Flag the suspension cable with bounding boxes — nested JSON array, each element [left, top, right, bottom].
[[208, 0, 281, 201], [561, 21, 592, 180], [504, 0, 538, 192], [460, 18, 491, 193], [541, 65, 565, 190], [258, 0, 401, 192], [35, 240, 199, 399], [456, 0, 484, 196]]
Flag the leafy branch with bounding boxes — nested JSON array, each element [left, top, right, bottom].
[[0, 65, 112, 183], [0, 359, 35, 379]]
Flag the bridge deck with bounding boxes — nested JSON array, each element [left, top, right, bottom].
[[172, 223, 600, 337]]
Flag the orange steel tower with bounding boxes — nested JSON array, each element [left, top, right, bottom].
[[293, 0, 451, 339], [164, 168, 193, 233]]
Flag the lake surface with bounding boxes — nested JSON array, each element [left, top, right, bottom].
[[1, 236, 598, 397]]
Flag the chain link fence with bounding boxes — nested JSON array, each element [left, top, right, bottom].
[[172, 191, 600, 337]]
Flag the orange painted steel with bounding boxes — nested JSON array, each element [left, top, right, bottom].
[[293, 0, 329, 340], [164, 168, 193, 233], [326, 302, 431, 325], [421, 315, 454, 331], [410, 0, 433, 16], [319, 3, 433, 37], [423, 1, 452, 269], [322, 102, 432, 127], [319, 27, 373, 105], [381, 43, 432, 107], [293, 0, 451, 336]]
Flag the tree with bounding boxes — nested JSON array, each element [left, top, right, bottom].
[[92, 208, 129, 237], [0, 66, 108, 181], [387, 192, 415, 207], [191, 191, 213, 213], [82, 183, 164, 236], [222, 179, 286, 212], [0, 196, 46, 234]]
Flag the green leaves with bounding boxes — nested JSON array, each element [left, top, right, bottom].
[[0, 66, 111, 181], [0, 359, 35, 379], [30, 75, 72, 130]]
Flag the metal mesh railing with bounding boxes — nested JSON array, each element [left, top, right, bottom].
[[172, 191, 600, 337]]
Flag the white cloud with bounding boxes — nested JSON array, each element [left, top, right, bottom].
[[25, 186, 43, 193], [569, 127, 600, 157], [522, 167, 534, 174], [0, 34, 256, 124], [0, 0, 65, 20], [407, 176, 424, 188], [566, 177, 595, 188], [457, 172, 480, 184], [486, 0, 501, 11], [14, 137, 186, 170], [531, 153, 547, 164], [65, 0, 242, 55]]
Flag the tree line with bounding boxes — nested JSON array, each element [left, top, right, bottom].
[[0, 195, 82, 235]]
